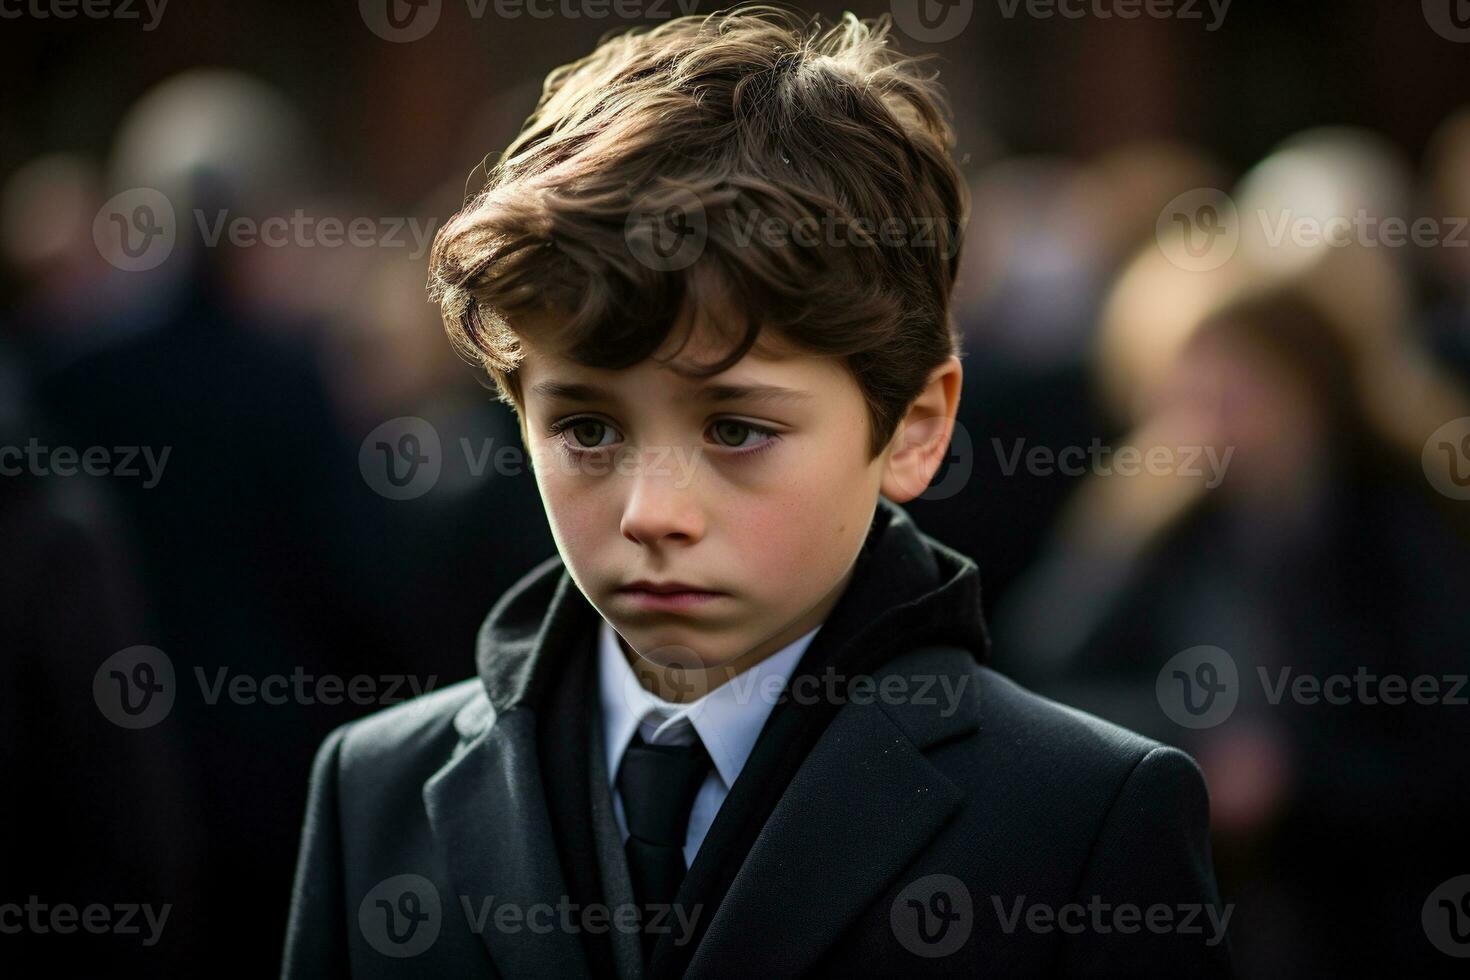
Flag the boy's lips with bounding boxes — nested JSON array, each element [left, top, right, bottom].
[[614, 581, 729, 612], [618, 579, 722, 594]]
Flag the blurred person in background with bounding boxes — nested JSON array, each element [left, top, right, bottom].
[[308, 85, 558, 681], [0, 153, 151, 368], [315, 217, 554, 684], [0, 159, 205, 974], [28, 68, 369, 972], [909, 141, 1227, 617], [992, 157, 1470, 973], [1420, 107, 1470, 384], [8, 67, 556, 973]]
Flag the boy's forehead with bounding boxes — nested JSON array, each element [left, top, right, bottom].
[[517, 309, 811, 391]]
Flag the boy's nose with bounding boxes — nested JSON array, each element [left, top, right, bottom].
[[619, 461, 705, 547]]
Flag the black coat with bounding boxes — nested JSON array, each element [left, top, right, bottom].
[[282, 499, 1230, 978]]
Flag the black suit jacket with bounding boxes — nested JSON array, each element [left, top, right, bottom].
[[282, 501, 1230, 978]]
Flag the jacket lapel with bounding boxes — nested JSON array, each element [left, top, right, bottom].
[[685, 646, 981, 979], [423, 698, 590, 978], [588, 692, 647, 980]]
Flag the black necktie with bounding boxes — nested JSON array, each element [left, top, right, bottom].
[[616, 729, 712, 963]]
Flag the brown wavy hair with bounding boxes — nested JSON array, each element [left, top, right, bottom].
[[427, 3, 968, 459]]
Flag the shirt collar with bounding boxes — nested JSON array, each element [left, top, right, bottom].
[[597, 616, 821, 791]]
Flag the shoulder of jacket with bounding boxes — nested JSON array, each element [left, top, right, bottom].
[[890, 647, 1185, 779], [329, 677, 490, 772], [974, 664, 1164, 763]]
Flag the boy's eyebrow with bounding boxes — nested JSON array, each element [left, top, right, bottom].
[[529, 380, 812, 405]]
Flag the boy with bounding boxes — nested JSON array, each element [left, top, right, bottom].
[[283, 6, 1229, 977]]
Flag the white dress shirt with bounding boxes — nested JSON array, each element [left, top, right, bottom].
[[597, 617, 822, 868]]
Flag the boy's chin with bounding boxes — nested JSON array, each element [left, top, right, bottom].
[[614, 627, 747, 675]]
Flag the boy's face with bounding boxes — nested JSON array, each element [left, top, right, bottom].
[[513, 308, 902, 683]]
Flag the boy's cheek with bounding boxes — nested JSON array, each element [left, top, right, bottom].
[[735, 503, 850, 594], [539, 484, 616, 572]]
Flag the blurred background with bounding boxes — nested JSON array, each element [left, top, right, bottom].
[[4, 1, 1470, 975]]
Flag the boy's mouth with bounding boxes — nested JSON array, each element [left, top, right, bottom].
[[619, 579, 719, 594], [615, 580, 729, 611]]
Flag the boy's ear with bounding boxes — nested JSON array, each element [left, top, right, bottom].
[[880, 355, 964, 504]]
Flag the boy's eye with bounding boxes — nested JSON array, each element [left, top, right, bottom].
[[709, 419, 773, 449], [557, 418, 618, 449]]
